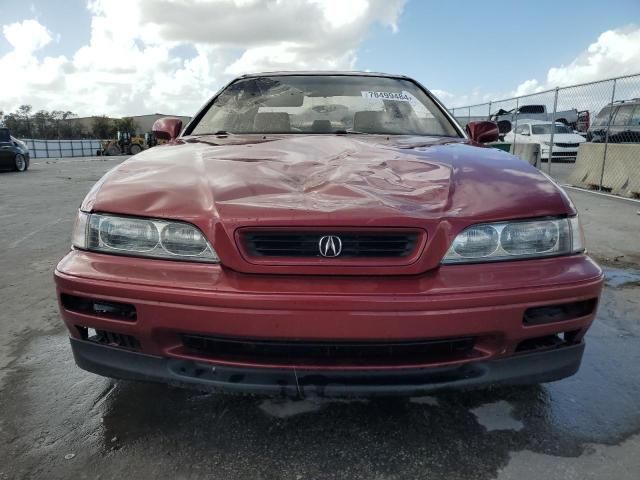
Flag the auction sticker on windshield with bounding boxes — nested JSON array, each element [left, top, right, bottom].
[[361, 91, 411, 101]]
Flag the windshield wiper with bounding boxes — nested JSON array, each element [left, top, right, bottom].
[[191, 130, 233, 136], [333, 129, 369, 135]]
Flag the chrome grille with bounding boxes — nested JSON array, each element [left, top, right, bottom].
[[554, 143, 580, 148], [243, 231, 419, 258]]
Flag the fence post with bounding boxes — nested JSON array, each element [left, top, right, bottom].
[[71, 139, 75, 158], [599, 79, 617, 191], [488, 101, 492, 120], [512, 97, 519, 153], [547, 87, 559, 175], [467, 106, 471, 125], [44, 139, 49, 159]]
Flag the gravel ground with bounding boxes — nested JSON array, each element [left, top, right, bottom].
[[1, 156, 639, 480]]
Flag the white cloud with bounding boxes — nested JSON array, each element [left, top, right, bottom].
[[0, 0, 406, 118], [6, 6, 635, 121], [3, 19, 52, 52], [310, 0, 369, 29], [441, 25, 640, 108], [547, 27, 640, 86], [512, 26, 640, 97], [511, 79, 544, 97], [433, 88, 495, 111]]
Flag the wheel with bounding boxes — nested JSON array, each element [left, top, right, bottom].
[[14, 154, 28, 172], [106, 145, 120, 156], [129, 144, 142, 155]]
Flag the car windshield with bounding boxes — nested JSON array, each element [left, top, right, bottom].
[[532, 124, 572, 135], [189, 75, 461, 137]]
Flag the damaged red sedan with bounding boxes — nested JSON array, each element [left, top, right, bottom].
[[54, 72, 603, 396]]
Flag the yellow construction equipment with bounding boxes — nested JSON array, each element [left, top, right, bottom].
[[101, 131, 148, 156]]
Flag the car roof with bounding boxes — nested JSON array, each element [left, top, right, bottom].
[[611, 98, 640, 106], [239, 71, 408, 79], [517, 120, 565, 125]]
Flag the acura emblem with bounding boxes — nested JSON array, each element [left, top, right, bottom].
[[318, 235, 342, 257]]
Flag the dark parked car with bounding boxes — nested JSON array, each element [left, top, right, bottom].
[[55, 72, 602, 397], [587, 98, 640, 143], [0, 128, 30, 172]]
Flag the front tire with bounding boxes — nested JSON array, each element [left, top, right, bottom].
[[14, 154, 28, 172], [129, 144, 142, 155]]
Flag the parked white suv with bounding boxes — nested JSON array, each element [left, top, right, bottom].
[[503, 120, 586, 161]]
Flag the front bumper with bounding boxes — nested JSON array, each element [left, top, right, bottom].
[[71, 337, 585, 397], [55, 250, 603, 395]]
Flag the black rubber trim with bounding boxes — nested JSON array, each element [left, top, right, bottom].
[[70, 338, 585, 397]]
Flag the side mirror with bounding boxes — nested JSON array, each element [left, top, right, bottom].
[[521, 131, 530, 136], [496, 120, 512, 134], [152, 117, 183, 141], [466, 121, 499, 143]]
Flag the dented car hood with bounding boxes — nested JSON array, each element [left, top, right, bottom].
[[82, 134, 573, 227]]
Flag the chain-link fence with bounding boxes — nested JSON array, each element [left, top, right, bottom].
[[449, 73, 640, 199]]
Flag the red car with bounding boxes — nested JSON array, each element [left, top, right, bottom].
[[54, 72, 603, 396]]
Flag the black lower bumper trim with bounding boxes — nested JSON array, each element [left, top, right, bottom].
[[70, 338, 585, 397]]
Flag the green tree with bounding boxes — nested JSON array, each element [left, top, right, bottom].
[[56, 111, 81, 138], [32, 110, 57, 139], [4, 105, 34, 137], [114, 117, 139, 135], [3, 113, 21, 135], [91, 116, 115, 139], [17, 105, 33, 137], [2, 106, 82, 138]]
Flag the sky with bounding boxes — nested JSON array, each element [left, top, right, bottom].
[[0, 0, 639, 117]]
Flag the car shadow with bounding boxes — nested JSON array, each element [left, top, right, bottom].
[[92, 378, 578, 479]]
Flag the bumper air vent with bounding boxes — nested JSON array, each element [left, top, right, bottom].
[[180, 334, 477, 367], [523, 299, 597, 326], [61, 294, 136, 321]]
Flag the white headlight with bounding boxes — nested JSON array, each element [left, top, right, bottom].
[[160, 223, 209, 256], [442, 217, 582, 264], [500, 220, 559, 255], [451, 225, 499, 258], [99, 216, 159, 252], [72, 212, 219, 263]]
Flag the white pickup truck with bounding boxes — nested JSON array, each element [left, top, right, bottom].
[[491, 104, 589, 133]]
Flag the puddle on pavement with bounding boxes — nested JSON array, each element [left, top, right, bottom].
[[603, 267, 640, 288], [2, 283, 639, 479], [471, 401, 524, 432], [259, 397, 369, 419], [409, 395, 440, 406]]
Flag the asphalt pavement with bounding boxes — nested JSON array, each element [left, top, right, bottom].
[[1, 156, 639, 480]]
